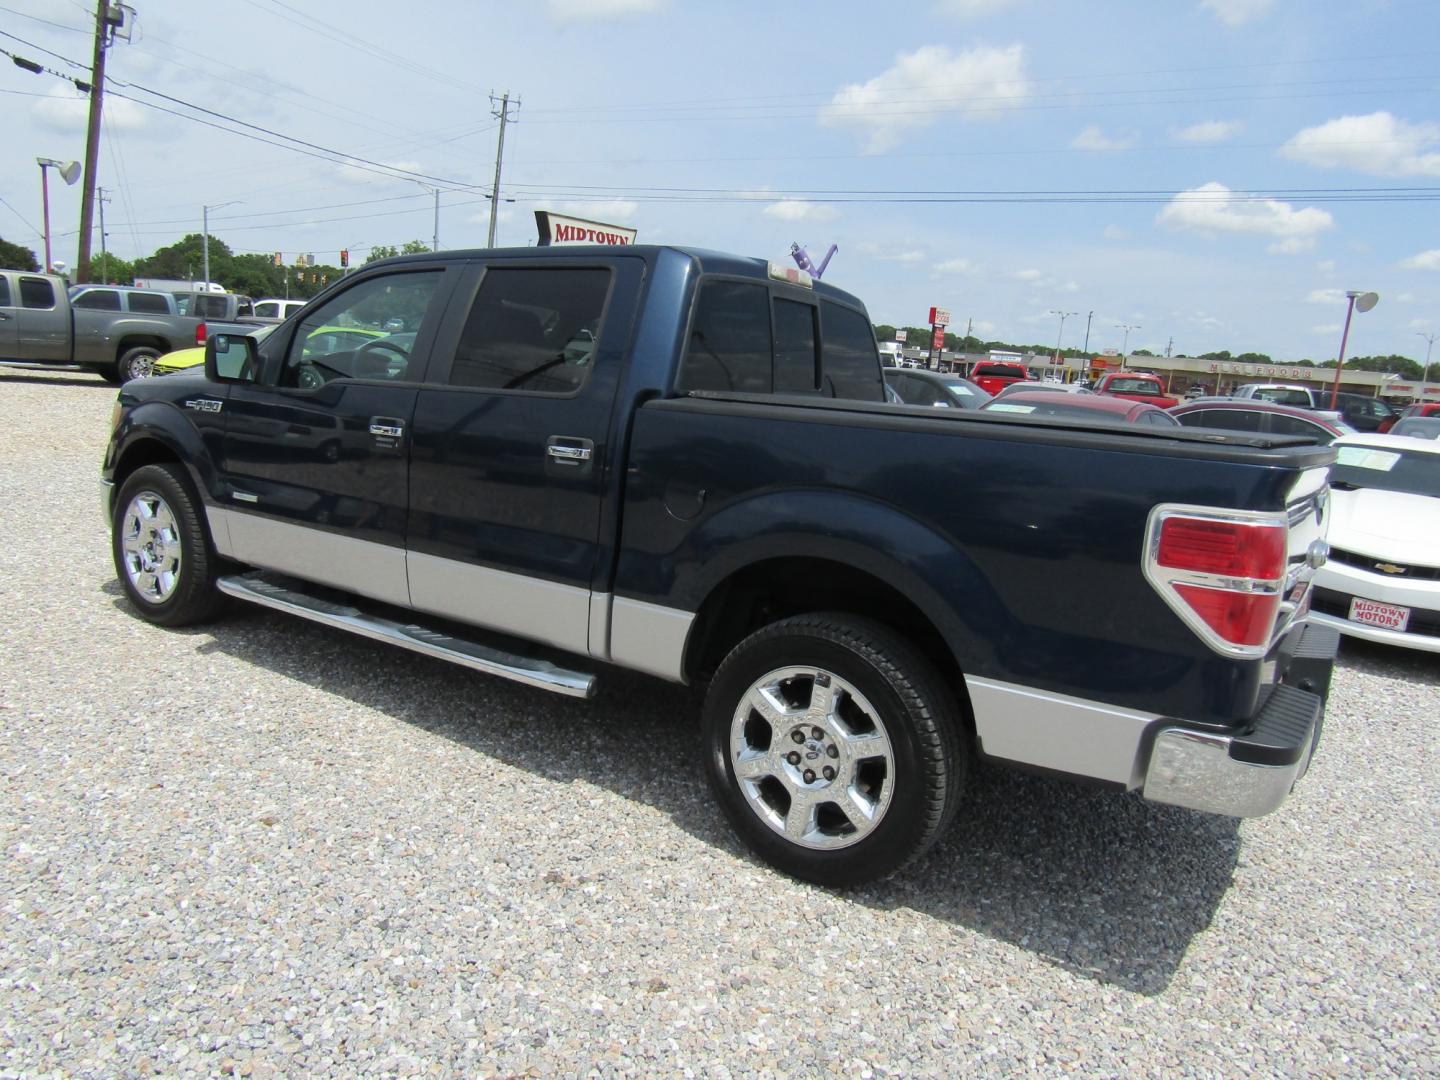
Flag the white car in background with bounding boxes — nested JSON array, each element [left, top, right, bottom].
[[1310, 434, 1440, 653]]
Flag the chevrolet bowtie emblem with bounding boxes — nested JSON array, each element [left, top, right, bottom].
[[1374, 562, 1406, 575]]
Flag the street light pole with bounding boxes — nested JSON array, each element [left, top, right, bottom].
[[37, 158, 80, 273], [201, 201, 241, 291], [1418, 331, 1437, 391], [1049, 310, 1077, 369], [1082, 310, 1094, 355], [1116, 323, 1140, 370], [1328, 290, 1379, 410]]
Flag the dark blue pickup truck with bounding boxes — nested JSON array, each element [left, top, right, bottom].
[[101, 245, 1338, 885]]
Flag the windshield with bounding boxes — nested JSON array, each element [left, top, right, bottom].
[[1331, 445, 1440, 498], [1107, 377, 1160, 394]]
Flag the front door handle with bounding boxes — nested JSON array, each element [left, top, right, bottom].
[[547, 444, 592, 462]]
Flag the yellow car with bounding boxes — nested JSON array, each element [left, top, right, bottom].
[[153, 325, 277, 376]]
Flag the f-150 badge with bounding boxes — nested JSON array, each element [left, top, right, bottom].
[[184, 399, 223, 413]]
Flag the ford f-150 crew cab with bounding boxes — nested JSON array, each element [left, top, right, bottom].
[[2, 269, 205, 382], [101, 245, 1338, 885], [1093, 371, 1180, 409]]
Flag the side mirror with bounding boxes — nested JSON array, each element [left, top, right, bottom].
[[205, 333, 258, 383]]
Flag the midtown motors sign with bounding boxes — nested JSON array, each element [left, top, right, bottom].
[[535, 211, 637, 247]]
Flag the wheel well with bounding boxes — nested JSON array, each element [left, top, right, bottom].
[[685, 557, 973, 736], [113, 438, 182, 492], [116, 336, 169, 362]]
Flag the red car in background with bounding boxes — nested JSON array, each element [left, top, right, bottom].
[[981, 390, 1181, 427], [1091, 371, 1180, 409], [968, 361, 1031, 395], [1400, 402, 1440, 419]]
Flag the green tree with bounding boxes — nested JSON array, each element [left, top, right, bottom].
[[0, 235, 40, 271], [1235, 351, 1272, 364], [366, 240, 430, 264], [1346, 354, 1422, 379], [89, 252, 135, 285], [134, 233, 234, 285], [873, 323, 896, 341]]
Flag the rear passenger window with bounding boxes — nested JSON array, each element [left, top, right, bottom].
[[820, 301, 884, 401], [679, 280, 772, 394], [19, 277, 56, 309], [0, 277, 12, 306], [773, 298, 818, 393], [450, 267, 611, 393], [73, 289, 122, 310], [127, 292, 170, 314]]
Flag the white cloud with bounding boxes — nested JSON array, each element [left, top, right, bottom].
[[1315, 259, 1336, 273], [1060, 280, 1081, 293], [1280, 112, 1440, 179], [1399, 249, 1440, 271], [1311, 324, 1342, 335], [1071, 125, 1139, 151], [972, 320, 997, 335], [1410, 317, 1433, 329], [934, 257, 977, 274], [822, 43, 1029, 154], [33, 87, 145, 133], [1200, 0, 1275, 26], [1102, 225, 1130, 240], [1156, 181, 1333, 250], [1011, 268, 1042, 281], [1306, 288, 1346, 305], [933, 0, 1019, 17], [547, 0, 666, 18], [880, 249, 926, 263], [1397, 293, 1416, 304], [1173, 120, 1242, 144], [1267, 238, 1312, 255], [762, 198, 838, 222]]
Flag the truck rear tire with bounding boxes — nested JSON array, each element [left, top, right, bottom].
[[116, 346, 161, 383], [112, 463, 225, 627], [702, 613, 964, 886]]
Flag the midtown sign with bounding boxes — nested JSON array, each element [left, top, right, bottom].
[[535, 210, 637, 247]]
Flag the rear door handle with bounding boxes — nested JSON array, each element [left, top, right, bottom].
[[369, 418, 405, 439]]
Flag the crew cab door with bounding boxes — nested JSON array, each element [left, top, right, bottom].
[[0, 276, 18, 358], [212, 265, 456, 608], [9, 275, 70, 363], [405, 257, 644, 655]]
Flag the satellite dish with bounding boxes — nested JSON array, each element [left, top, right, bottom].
[[59, 161, 81, 185], [1355, 291, 1379, 313]]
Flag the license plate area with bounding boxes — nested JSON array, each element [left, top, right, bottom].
[[1349, 597, 1410, 631]]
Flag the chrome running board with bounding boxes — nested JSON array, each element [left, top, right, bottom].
[[216, 574, 597, 699]]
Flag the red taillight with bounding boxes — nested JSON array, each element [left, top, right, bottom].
[[1173, 584, 1282, 649], [1145, 507, 1291, 657], [1157, 517, 1285, 580], [195, 321, 207, 346]]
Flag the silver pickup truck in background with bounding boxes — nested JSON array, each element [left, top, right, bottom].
[[1, 270, 205, 383]]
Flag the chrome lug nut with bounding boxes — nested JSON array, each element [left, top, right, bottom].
[[803, 769, 816, 784], [810, 726, 824, 740], [826, 745, 839, 759], [787, 751, 801, 766], [791, 730, 806, 744], [823, 766, 835, 781]]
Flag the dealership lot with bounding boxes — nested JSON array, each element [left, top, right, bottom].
[[1, 368, 1435, 1077]]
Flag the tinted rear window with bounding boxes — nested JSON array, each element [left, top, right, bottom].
[[73, 289, 122, 310], [773, 298, 818, 393], [819, 300, 883, 401], [127, 292, 170, 314], [679, 280, 772, 394], [19, 277, 56, 309]]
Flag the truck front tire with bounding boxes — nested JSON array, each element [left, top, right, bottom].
[[112, 463, 225, 627], [702, 613, 964, 886]]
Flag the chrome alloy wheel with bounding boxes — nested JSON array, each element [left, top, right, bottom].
[[120, 489, 183, 603], [729, 666, 895, 850]]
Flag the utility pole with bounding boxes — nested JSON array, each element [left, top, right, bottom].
[[432, 187, 440, 251], [96, 186, 112, 282], [1166, 336, 1174, 358], [1049, 310, 1077, 368], [1082, 310, 1094, 355], [76, 0, 117, 283], [487, 91, 520, 248], [1117, 323, 1140, 369]]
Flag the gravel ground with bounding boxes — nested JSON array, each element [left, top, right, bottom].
[[0, 366, 1436, 1078]]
